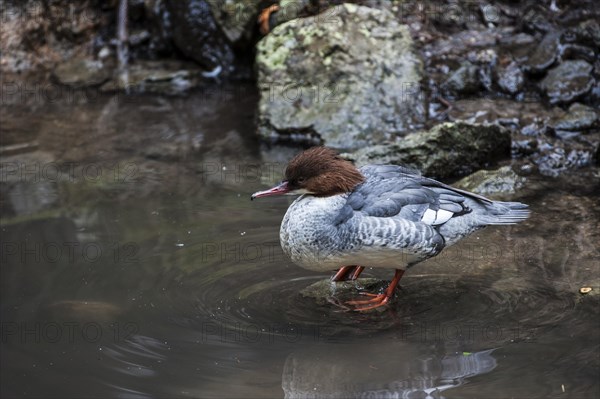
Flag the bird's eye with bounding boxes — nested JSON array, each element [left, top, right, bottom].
[[297, 177, 306, 184]]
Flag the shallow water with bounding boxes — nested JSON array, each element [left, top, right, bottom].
[[1, 88, 599, 398]]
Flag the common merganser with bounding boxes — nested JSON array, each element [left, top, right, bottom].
[[251, 147, 530, 310]]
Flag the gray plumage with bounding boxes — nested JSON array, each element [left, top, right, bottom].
[[280, 165, 529, 272]]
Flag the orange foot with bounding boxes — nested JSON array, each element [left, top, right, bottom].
[[258, 4, 280, 35], [346, 269, 405, 312], [347, 292, 391, 311]]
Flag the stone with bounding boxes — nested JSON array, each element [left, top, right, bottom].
[[271, 0, 311, 26], [256, 4, 425, 150], [454, 166, 526, 196], [442, 62, 481, 95], [565, 18, 600, 49], [300, 278, 385, 306], [540, 60, 594, 104], [551, 103, 599, 132], [99, 60, 205, 94], [496, 61, 524, 94], [166, 0, 235, 73], [523, 32, 559, 73], [53, 56, 112, 87], [208, 0, 262, 44], [348, 122, 511, 179], [532, 136, 599, 177]]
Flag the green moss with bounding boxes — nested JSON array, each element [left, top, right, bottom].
[[258, 32, 294, 70], [343, 3, 359, 13], [358, 27, 371, 37]]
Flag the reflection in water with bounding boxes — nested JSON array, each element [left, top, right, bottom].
[[282, 345, 496, 399]]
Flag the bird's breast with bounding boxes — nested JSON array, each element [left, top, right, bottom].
[[280, 195, 348, 270]]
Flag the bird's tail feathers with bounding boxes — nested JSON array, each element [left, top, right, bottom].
[[482, 201, 530, 225]]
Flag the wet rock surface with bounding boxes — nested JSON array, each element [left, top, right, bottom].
[[531, 135, 600, 177], [550, 103, 599, 132], [348, 122, 510, 179], [540, 60, 595, 104], [444, 98, 599, 176], [256, 4, 425, 150], [495, 61, 524, 94]]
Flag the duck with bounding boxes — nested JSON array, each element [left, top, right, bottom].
[[251, 147, 530, 311]]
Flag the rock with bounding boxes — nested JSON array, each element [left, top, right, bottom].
[[499, 33, 537, 63], [559, 44, 597, 64], [448, 98, 562, 128], [540, 60, 595, 104], [210, 0, 262, 44], [523, 32, 559, 73], [551, 103, 599, 132], [53, 56, 112, 87], [499, 32, 536, 48], [426, 29, 498, 58], [521, 3, 554, 33], [496, 61, 524, 94], [99, 60, 206, 94], [565, 19, 600, 49], [454, 166, 526, 196], [442, 62, 481, 95], [256, 4, 425, 150], [166, 0, 235, 73], [512, 136, 538, 157], [348, 122, 511, 179], [128, 29, 151, 46], [0, 1, 103, 74], [300, 278, 385, 306], [532, 135, 600, 177], [271, 0, 311, 26]]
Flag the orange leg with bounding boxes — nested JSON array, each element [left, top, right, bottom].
[[347, 269, 405, 311], [258, 4, 280, 35], [330, 265, 356, 282], [350, 266, 365, 280]]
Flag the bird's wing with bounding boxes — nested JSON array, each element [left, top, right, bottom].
[[340, 165, 474, 227]]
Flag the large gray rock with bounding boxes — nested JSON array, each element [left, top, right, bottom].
[[256, 3, 425, 150], [348, 122, 511, 179]]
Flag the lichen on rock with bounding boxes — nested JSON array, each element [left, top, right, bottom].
[[256, 3, 425, 150]]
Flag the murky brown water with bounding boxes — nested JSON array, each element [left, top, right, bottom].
[[1, 87, 599, 398]]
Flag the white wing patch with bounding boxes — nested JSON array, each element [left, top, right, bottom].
[[421, 209, 437, 225], [421, 208, 454, 225]]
